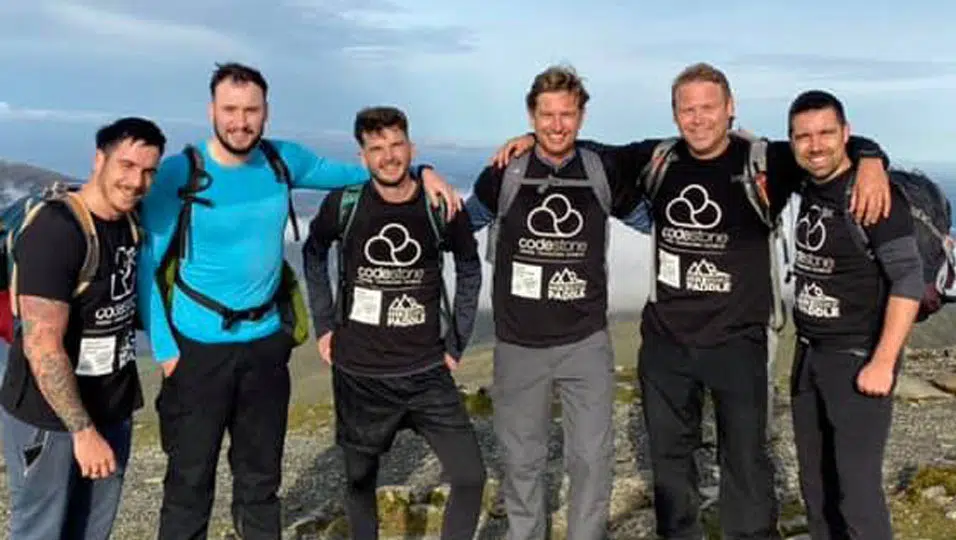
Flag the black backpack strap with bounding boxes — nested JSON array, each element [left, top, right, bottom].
[[174, 271, 276, 330], [173, 145, 271, 330], [842, 172, 875, 260], [423, 194, 458, 352], [178, 145, 214, 260], [259, 139, 300, 241]]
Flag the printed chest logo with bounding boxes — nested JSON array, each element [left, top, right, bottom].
[[547, 267, 587, 301], [796, 282, 841, 319], [685, 259, 732, 293], [794, 205, 836, 275], [110, 246, 137, 301], [365, 223, 421, 266], [387, 294, 426, 327], [660, 185, 728, 251], [357, 223, 426, 286], [517, 193, 588, 260], [94, 245, 138, 329]]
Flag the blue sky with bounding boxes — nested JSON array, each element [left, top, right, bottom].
[[2, 0, 955, 175]]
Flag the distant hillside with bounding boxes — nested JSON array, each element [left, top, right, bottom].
[[0, 159, 80, 205]]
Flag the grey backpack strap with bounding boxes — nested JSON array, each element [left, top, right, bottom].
[[486, 154, 531, 264], [741, 137, 787, 333], [641, 139, 679, 305], [639, 138, 680, 202], [578, 147, 611, 215], [743, 137, 786, 333], [736, 137, 774, 229]]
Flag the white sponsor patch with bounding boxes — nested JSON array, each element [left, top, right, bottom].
[[657, 249, 681, 289], [349, 286, 383, 326], [511, 261, 542, 299], [76, 336, 116, 377]]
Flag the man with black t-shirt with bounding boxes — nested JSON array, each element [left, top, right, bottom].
[[302, 106, 485, 540], [787, 90, 921, 540], [0, 117, 165, 540], [489, 63, 892, 539], [464, 66, 652, 540]]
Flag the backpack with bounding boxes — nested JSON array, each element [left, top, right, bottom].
[[333, 183, 458, 349], [0, 181, 140, 343], [638, 133, 788, 333], [155, 140, 310, 346], [486, 147, 612, 264], [839, 168, 955, 323]]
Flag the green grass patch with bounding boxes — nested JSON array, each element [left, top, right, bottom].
[[904, 464, 956, 502], [460, 387, 494, 418], [287, 401, 335, 434], [891, 495, 956, 539]]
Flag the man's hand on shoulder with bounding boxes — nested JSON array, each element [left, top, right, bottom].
[[492, 134, 535, 169], [850, 158, 892, 226], [420, 168, 462, 221]]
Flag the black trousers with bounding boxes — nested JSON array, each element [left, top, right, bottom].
[[333, 365, 486, 540], [638, 329, 780, 540], [156, 331, 292, 540], [790, 338, 896, 540]]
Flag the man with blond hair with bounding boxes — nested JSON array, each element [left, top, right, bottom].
[[465, 65, 652, 540], [490, 62, 893, 539]]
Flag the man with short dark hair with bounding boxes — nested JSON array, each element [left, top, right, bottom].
[[303, 106, 485, 540], [787, 90, 922, 540], [137, 62, 460, 539], [0, 117, 165, 540]]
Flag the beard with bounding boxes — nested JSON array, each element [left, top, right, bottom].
[[369, 160, 410, 188], [214, 123, 263, 156]]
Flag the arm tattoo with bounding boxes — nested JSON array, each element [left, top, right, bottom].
[[19, 295, 92, 432]]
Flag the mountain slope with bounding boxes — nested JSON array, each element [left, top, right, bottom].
[[0, 159, 80, 206]]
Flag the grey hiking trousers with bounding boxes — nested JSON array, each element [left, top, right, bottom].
[[491, 329, 615, 540]]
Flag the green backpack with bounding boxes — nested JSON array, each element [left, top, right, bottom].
[[155, 140, 310, 346]]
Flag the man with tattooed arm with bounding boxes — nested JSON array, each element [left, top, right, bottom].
[[0, 117, 166, 539]]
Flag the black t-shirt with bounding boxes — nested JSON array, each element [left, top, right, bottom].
[[641, 137, 805, 346], [0, 203, 144, 431], [472, 146, 644, 348], [792, 168, 914, 345], [576, 134, 886, 347], [311, 183, 478, 376]]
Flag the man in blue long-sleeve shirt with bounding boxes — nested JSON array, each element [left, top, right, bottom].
[[136, 63, 459, 540]]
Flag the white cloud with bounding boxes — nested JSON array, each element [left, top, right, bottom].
[[0, 101, 206, 127], [40, 2, 261, 60], [0, 101, 111, 123]]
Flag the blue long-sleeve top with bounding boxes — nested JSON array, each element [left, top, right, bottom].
[[136, 139, 368, 363]]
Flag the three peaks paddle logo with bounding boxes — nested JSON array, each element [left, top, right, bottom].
[[547, 267, 587, 301], [386, 294, 426, 327]]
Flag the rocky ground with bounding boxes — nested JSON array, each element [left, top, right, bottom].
[[2, 345, 956, 539]]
